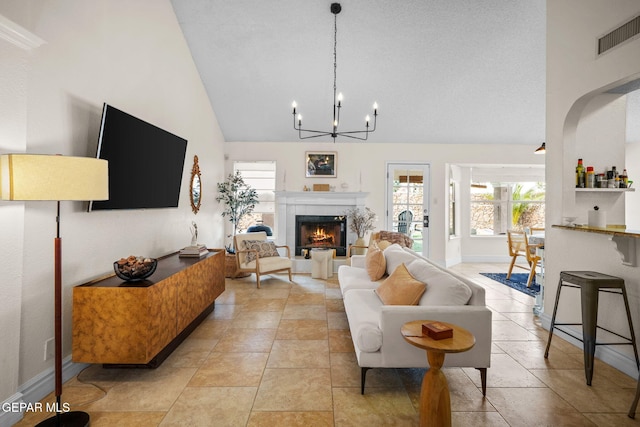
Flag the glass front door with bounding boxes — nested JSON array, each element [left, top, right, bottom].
[[386, 163, 430, 257]]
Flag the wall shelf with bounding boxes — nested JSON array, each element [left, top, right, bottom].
[[575, 188, 635, 192]]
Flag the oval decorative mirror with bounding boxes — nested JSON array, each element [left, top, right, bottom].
[[190, 155, 202, 214]]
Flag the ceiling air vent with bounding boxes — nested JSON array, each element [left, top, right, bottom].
[[598, 14, 640, 55]]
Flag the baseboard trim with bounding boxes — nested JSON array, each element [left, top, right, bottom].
[[8, 356, 89, 424], [0, 393, 25, 427], [538, 312, 639, 379]]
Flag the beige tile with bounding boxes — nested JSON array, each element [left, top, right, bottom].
[[486, 299, 532, 313], [83, 367, 197, 412], [486, 387, 594, 426], [330, 353, 403, 390], [332, 386, 418, 426], [206, 302, 243, 320], [282, 304, 327, 320], [253, 287, 291, 299], [189, 352, 268, 386], [229, 311, 282, 329], [288, 292, 326, 305], [585, 413, 640, 426], [276, 319, 328, 340], [188, 319, 231, 340], [494, 340, 584, 370], [491, 320, 540, 341], [247, 411, 334, 427], [84, 412, 167, 427], [159, 386, 256, 426], [327, 311, 350, 330], [267, 339, 330, 368], [325, 298, 345, 312], [329, 329, 354, 352], [243, 297, 287, 311], [463, 354, 546, 388], [326, 287, 343, 300], [451, 411, 510, 426], [216, 288, 255, 305], [531, 368, 637, 413], [253, 368, 333, 411], [214, 328, 276, 353]]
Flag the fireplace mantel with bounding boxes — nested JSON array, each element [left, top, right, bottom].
[[275, 191, 369, 262], [274, 191, 369, 205]]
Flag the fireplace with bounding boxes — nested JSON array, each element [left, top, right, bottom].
[[295, 215, 347, 256]]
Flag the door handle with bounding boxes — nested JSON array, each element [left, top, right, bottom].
[[423, 216, 429, 228]]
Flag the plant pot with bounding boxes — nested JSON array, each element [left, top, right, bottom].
[[352, 237, 367, 256], [225, 252, 251, 278]]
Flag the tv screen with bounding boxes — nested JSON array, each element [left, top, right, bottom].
[[89, 104, 188, 211]]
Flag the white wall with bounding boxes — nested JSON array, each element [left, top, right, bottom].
[[0, 24, 29, 412], [0, 0, 225, 413], [223, 141, 544, 266], [546, 0, 640, 376]]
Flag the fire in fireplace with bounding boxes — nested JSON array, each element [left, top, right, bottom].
[[295, 215, 347, 256]]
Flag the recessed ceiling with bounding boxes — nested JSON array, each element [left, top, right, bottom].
[[170, 0, 546, 144]]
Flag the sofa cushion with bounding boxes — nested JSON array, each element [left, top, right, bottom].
[[383, 244, 419, 275], [365, 241, 386, 281], [406, 259, 472, 305], [241, 240, 280, 263], [338, 264, 379, 294], [375, 263, 426, 305], [343, 289, 384, 353]]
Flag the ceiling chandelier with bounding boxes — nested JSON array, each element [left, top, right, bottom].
[[292, 2, 378, 142]]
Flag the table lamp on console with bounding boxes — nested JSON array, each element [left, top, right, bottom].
[[0, 154, 108, 427]]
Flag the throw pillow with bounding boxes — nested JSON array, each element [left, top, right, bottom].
[[383, 244, 418, 276], [365, 241, 386, 281], [241, 240, 280, 263], [406, 259, 472, 305], [378, 230, 414, 248], [375, 240, 392, 251], [374, 263, 426, 305]]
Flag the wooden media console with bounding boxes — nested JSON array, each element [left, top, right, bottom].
[[72, 250, 225, 367]]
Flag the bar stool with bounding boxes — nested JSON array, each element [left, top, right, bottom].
[[544, 271, 639, 386]]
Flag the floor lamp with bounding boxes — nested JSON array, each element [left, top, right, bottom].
[[0, 154, 108, 427]]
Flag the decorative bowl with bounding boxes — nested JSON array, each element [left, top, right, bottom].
[[562, 216, 578, 226], [113, 256, 157, 281]]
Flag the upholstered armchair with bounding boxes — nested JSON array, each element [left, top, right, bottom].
[[234, 231, 293, 288]]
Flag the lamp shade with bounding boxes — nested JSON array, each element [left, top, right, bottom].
[[0, 154, 108, 201]]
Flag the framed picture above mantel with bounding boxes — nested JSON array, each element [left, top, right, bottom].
[[306, 151, 337, 178]]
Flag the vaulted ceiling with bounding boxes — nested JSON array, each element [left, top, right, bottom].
[[170, 0, 546, 144]]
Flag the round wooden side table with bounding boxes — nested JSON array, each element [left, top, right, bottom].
[[401, 320, 476, 427]]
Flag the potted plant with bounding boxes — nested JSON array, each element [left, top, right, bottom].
[[346, 207, 377, 254], [215, 170, 259, 253]]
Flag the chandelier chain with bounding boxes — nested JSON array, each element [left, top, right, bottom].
[[291, 2, 378, 142]]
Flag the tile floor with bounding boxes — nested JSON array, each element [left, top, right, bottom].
[[14, 263, 640, 426]]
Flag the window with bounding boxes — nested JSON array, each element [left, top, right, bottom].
[[470, 181, 545, 236], [449, 181, 456, 237], [233, 161, 276, 234]]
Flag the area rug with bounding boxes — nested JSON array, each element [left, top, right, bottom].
[[479, 273, 540, 297]]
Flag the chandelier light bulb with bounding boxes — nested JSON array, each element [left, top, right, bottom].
[[333, 119, 338, 127], [373, 102, 378, 112], [337, 92, 343, 101], [365, 115, 370, 124]]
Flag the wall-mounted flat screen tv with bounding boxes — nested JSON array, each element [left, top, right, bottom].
[[89, 103, 188, 211]]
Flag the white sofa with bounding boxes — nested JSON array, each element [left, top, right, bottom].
[[338, 244, 492, 394]]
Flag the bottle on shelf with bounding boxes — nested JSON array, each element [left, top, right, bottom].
[[586, 166, 595, 188], [620, 168, 628, 188], [576, 159, 585, 188]]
